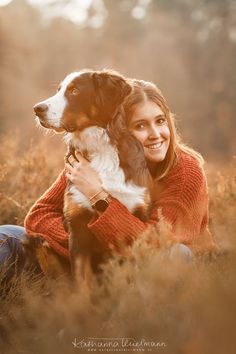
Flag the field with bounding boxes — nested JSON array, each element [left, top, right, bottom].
[[0, 0, 235, 353], [0, 136, 235, 354]]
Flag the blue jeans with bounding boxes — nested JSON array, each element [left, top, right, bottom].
[[0, 225, 41, 281], [169, 243, 193, 263]]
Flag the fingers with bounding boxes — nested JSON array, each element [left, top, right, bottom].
[[65, 171, 72, 181], [68, 155, 80, 168], [65, 162, 74, 174], [65, 163, 77, 184], [75, 150, 89, 163], [67, 151, 88, 167], [65, 150, 89, 182]]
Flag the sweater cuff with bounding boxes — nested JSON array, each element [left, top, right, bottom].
[[88, 198, 124, 230], [87, 198, 146, 251]]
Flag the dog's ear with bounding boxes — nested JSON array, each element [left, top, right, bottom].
[[107, 107, 127, 143], [108, 110, 152, 188], [92, 71, 132, 108]]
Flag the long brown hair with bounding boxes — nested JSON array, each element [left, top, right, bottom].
[[123, 79, 204, 180]]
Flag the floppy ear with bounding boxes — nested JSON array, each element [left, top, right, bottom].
[[92, 71, 132, 110], [108, 110, 152, 188]]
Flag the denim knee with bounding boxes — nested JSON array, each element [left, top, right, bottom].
[[0, 225, 40, 280], [169, 243, 193, 263], [0, 225, 26, 265]]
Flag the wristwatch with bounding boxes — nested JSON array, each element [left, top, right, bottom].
[[90, 190, 112, 213], [94, 195, 112, 212]]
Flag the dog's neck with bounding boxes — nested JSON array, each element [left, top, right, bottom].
[[64, 126, 112, 157]]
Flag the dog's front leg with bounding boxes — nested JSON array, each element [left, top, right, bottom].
[[64, 192, 96, 285], [69, 213, 94, 281]]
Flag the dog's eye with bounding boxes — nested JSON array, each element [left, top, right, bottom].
[[71, 88, 80, 96]]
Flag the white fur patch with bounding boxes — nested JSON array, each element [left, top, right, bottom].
[[68, 185, 93, 211], [65, 127, 146, 212], [36, 72, 82, 128]]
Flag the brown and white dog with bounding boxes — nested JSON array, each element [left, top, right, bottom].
[[32, 69, 151, 282]]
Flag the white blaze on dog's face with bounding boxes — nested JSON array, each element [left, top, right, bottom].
[[34, 72, 82, 132], [34, 70, 132, 133]]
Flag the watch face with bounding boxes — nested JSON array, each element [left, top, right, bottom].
[[95, 199, 109, 212]]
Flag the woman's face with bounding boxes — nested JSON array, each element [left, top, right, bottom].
[[128, 100, 170, 163]]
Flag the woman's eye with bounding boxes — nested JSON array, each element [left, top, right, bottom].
[[135, 123, 145, 130], [71, 88, 79, 96], [156, 117, 166, 125]]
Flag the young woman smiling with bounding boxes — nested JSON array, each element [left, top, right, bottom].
[[62, 79, 215, 257], [0, 78, 215, 279]]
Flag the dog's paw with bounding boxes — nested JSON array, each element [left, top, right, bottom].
[[21, 233, 49, 251]]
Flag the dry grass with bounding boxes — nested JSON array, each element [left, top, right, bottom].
[[0, 132, 60, 225], [0, 136, 236, 354]]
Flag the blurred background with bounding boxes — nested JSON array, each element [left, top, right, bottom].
[[0, 0, 236, 163]]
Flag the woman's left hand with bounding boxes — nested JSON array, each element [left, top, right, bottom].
[[65, 150, 103, 199]]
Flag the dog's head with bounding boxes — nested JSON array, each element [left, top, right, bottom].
[[34, 69, 132, 133]]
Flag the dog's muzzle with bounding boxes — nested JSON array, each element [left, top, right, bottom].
[[33, 103, 76, 132]]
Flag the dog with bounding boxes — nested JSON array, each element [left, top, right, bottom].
[[31, 69, 152, 283]]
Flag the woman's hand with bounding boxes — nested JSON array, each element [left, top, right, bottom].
[[65, 150, 103, 200]]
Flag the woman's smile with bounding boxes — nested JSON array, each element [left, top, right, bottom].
[[128, 100, 170, 163], [145, 141, 164, 149]]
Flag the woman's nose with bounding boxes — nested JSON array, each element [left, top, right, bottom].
[[148, 125, 161, 138]]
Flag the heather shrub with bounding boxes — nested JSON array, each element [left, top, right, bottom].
[[0, 133, 61, 225]]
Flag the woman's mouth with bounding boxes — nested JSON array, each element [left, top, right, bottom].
[[145, 142, 163, 150]]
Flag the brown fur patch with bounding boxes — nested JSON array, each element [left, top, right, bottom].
[[90, 105, 98, 117], [64, 192, 84, 221], [22, 235, 70, 279], [61, 111, 92, 132], [35, 243, 70, 278]]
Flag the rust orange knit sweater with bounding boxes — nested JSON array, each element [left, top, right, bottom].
[[24, 151, 215, 258]]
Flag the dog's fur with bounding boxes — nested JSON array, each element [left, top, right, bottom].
[[30, 69, 152, 282]]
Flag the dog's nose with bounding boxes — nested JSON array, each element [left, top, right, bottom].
[[34, 103, 48, 114]]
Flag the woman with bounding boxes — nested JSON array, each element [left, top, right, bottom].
[[0, 79, 215, 278]]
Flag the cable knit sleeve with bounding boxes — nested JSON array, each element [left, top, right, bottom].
[[24, 169, 69, 258], [88, 153, 215, 253]]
